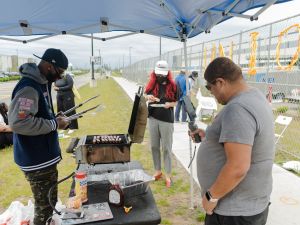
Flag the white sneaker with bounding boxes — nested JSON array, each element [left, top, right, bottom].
[[68, 129, 74, 134]]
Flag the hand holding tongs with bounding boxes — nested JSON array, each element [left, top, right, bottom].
[[56, 94, 100, 117]]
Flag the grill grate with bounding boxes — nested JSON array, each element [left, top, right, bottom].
[[85, 134, 128, 145]]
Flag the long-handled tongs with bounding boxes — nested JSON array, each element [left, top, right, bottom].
[[57, 94, 100, 116], [66, 104, 100, 122]]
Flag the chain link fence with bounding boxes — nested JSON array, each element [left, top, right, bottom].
[[123, 14, 300, 163]]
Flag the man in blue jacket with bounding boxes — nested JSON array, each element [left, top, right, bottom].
[[8, 48, 70, 225], [175, 70, 189, 122]]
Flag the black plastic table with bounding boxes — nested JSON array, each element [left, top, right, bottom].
[[69, 161, 161, 225]]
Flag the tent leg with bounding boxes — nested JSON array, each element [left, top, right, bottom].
[[183, 38, 195, 210], [188, 135, 195, 210], [183, 39, 189, 96]]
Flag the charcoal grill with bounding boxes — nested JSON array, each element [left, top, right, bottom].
[[75, 87, 147, 164]]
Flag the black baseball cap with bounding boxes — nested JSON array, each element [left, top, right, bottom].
[[192, 71, 198, 77], [34, 48, 68, 69]]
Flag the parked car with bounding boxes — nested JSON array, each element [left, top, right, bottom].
[[266, 91, 285, 101], [6, 72, 19, 76], [0, 73, 8, 78]]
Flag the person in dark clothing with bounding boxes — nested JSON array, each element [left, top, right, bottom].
[[0, 102, 13, 149], [54, 73, 78, 132], [189, 71, 198, 90], [8, 48, 70, 225], [144, 60, 178, 188]]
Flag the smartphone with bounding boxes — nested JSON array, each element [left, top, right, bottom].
[[61, 211, 84, 220]]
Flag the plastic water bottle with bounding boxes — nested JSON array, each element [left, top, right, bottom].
[[75, 171, 88, 203]]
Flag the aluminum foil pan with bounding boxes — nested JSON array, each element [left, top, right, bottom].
[[88, 169, 154, 198]]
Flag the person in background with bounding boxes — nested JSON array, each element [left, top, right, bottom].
[[175, 70, 189, 122], [0, 102, 13, 149], [189, 57, 274, 225], [189, 71, 198, 93], [144, 60, 178, 188], [54, 73, 78, 134], [8, 48, 70, 225]]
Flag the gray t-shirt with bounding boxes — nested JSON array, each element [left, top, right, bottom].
[[197, 88, 275, 216]]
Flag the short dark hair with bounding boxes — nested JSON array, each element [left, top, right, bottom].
[[191, 71, 198, 77], [204, 57, 242, 83]]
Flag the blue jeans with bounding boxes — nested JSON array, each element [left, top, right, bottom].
[[175, 100, 187, 122]]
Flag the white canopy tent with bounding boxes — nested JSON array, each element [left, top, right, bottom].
[[0, 0, 293, 208]]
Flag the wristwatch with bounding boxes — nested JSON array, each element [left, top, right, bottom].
[[205, 190, 219, 203]]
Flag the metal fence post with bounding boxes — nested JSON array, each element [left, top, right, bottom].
[[238, 31, 243, 65], [266, 24, 273, 77]]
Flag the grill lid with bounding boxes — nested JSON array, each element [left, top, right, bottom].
[[128, 86, 148, 143]]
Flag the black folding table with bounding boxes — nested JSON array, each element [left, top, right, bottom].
[[67, 161, 161, 225]]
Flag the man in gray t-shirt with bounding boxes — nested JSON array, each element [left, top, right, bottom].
[[190, 57, 274, 225]]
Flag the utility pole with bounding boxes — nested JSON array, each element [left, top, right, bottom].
[[159, 36, 161, 59], [90, 33, 96, 87], [98, 49, 101, 75], [16, 49, 19, 71], [129, 47, 132, 66], [91, 33, 95, 80]]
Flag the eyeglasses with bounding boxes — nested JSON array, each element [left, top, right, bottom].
[[205, 79, 217, 91]]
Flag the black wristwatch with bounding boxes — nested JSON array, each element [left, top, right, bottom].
[[205, 190, 219, 203]]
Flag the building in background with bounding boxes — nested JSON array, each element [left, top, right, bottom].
[[0, 54, 35, 72]]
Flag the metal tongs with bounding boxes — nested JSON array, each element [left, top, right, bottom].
[[56, 95, 100, 121], [66, 104, 100, 122]]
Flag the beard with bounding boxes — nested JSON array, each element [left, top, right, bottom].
[[45, 72, 60, 83]]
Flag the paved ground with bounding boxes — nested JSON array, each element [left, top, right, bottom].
[[113, 76, 300, 225]]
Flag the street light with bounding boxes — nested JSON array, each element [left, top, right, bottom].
[[129, 47, 132, 66]]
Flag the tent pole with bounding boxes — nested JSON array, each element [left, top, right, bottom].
[[183, 39, 189, 96], [91, 33, 95, 80], [183, 38, 195, 210]]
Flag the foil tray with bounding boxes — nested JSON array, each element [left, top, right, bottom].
[[88, 169, 154, 198]]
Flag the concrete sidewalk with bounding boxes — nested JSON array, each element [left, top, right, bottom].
[[113, 76, 300, 225]]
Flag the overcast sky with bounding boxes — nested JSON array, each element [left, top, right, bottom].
[[0, 1, 299, 69]]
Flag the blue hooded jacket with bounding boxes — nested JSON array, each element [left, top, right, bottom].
[[175, 73, 190, 101], [8, 63, 61, 172]]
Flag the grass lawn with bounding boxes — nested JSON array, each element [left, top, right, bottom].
[[0, 77, 205, 224]]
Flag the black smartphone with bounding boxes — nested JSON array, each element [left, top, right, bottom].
[[61, 211, 84, 220]]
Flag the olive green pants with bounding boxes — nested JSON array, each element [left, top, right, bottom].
[[24, 165, 58, 225], [148, 117, 174, 174]]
